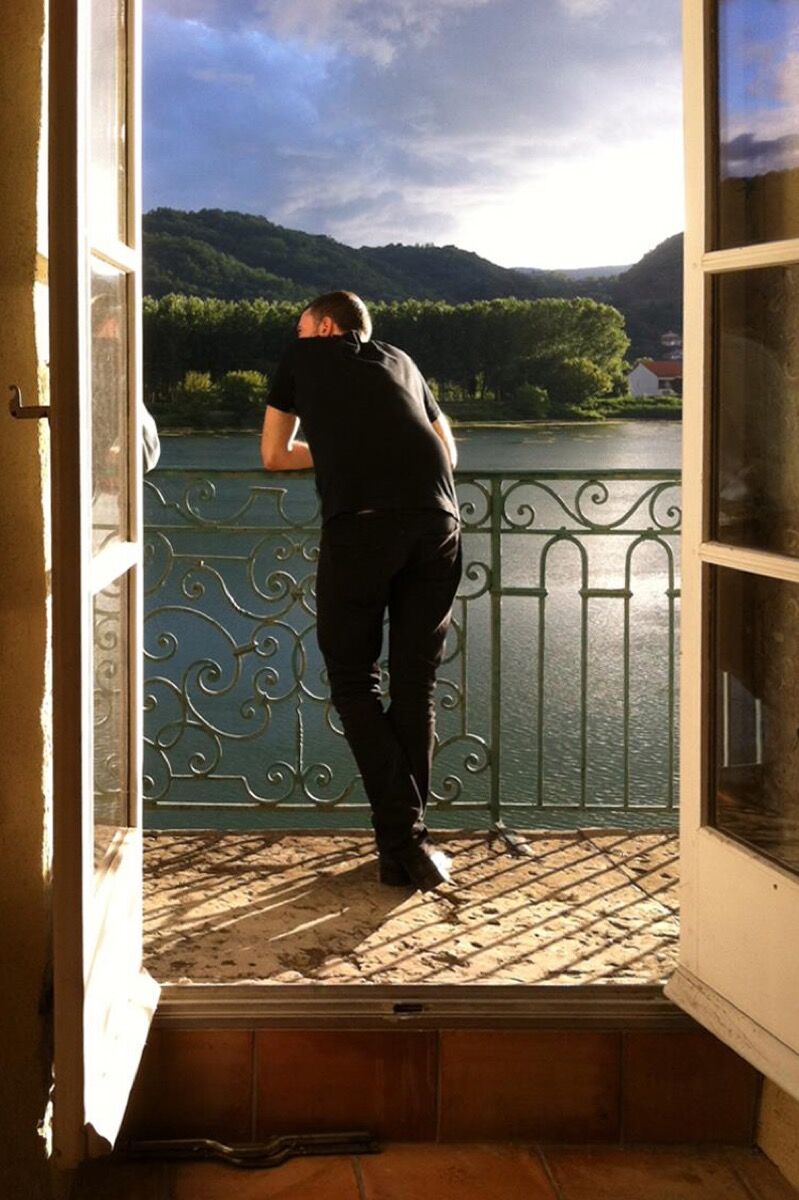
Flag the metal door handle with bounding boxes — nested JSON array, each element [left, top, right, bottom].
[[9, 384, 49, 420]]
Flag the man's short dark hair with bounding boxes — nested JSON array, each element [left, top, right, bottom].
[[305, 291, 372, 340]]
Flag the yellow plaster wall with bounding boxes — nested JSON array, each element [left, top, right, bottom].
[[0, 3, 57, 1196]]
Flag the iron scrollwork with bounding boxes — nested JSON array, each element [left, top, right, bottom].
[[144, 467, 680, 829]]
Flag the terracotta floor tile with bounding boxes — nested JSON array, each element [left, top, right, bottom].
[[725, 1148, 799, 1199], [358, 1143, 557, 1200], [170, 1156, 361, 1199], [74, 1147, 799, 1200], [543, 1146, 757, 1200], [75, 1160, 168, 1198]]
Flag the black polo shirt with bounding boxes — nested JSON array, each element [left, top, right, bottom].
[[266, 332, 460, 527]]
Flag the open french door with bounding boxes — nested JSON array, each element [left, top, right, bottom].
[[50, 0, 158, 1167], [665, 0, 799, 1097]]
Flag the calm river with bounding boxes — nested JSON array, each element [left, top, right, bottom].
[[158, 420, 682, 472]]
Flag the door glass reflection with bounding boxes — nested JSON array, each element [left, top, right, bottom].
[[93, 575, 130, 868], [91, 259, 129, 555], [713, 266, 799, 558], [712, 565, 799, 874], [90, 0, 127, 241], [716, 0, 799, 248]]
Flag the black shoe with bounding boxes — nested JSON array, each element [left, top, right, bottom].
[[377, 853, 413, 887], [396, 840, 452, 892]]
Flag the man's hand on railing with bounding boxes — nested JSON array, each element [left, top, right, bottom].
[[432, 413, 457, 469]]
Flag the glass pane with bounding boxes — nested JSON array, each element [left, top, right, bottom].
[[716, 0, 799, 248], [93, 575, 130, 868], [90, 0, 127, 242], [91, 259, 129, 554], [712, 566, 799, 874], [713, 266, 799, 557]]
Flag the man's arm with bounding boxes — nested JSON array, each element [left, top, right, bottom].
[[142, 403, 161, 473], [260, 405, 314, 470], [431, 412, 457, 469]]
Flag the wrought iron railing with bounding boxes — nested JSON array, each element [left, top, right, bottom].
[[143, 469, 681, 831]]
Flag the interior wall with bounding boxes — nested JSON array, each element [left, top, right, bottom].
[[0, 2, 57, 1196]]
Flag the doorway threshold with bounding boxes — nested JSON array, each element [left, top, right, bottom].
[[152, 979, 693, 1030]]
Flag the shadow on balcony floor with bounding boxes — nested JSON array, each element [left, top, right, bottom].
[[143, 829, 679, 986]]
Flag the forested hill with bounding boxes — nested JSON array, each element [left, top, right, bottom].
[[592, 233, 684, 360], [143, 208, 577, 304], [142, 208, 683, 357]]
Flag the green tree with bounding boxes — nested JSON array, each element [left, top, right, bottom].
[[143, 294, 633, 428], [151, 370, 217, 429], [217, 370, 269, 427]]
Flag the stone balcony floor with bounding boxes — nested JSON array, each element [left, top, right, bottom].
[[143, 828, 679, 986]]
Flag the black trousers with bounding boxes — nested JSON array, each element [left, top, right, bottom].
[[315, 507, 463, 854]]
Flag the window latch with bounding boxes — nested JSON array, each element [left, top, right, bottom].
[[9, 384, 49, 420]]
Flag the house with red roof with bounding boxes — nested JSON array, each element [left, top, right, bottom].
[[628, 358, 683, 397]]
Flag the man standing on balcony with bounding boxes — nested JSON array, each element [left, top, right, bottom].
[[261, 291, 461, 891]]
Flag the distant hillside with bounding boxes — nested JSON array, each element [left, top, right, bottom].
[[142, 208, 683, 358], [144, 232, 309, 302], [143, 208, 577, 305], [516, 263, 631, 280], [606, 233, 683, 359]]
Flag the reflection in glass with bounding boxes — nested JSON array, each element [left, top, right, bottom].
[[712, 566, 799, 874], [94, 577, 129, 868], [713, 267, 799, 557], [91, 259, 129, 555], [716, 0, 799, 247], [90, 0, 126, 241]]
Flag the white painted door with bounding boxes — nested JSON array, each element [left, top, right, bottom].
[[666, 0, 799, 1099], [50, 0, 158, 1167]]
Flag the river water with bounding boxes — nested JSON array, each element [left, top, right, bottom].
[[158, 420, 682, 472], [145, 421, 682, 831]]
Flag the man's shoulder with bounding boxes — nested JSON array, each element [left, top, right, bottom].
[[368, 339, 419, 370], [370, 337, 407, 355]]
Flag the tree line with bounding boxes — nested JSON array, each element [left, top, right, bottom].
[[144, 294, 679, 430]]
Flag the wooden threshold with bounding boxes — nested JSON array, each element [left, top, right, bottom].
[[153, 981, 695, 1030]]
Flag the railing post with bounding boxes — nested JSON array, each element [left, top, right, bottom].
[[668, 579, 678, 809], [489, 476, 502, 828]]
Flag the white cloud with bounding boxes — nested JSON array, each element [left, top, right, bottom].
[[150, 0, 494, 64], [455, 131, 685, 268], [722, 44, 799, 177], [558, 0, 615, 16], [189, 67, 256, 85], [778, 49, 799, 107]]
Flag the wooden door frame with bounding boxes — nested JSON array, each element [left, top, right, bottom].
[[665, 0, 799, 1102], [50, 0, 158, 1167], [50, 0, 89, 1165]]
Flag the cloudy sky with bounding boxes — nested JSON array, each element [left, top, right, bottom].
[[719, 0, 799, 180], [144, 0, 684, 269]]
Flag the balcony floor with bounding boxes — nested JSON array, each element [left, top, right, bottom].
[[143, 828, 678, 986]]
